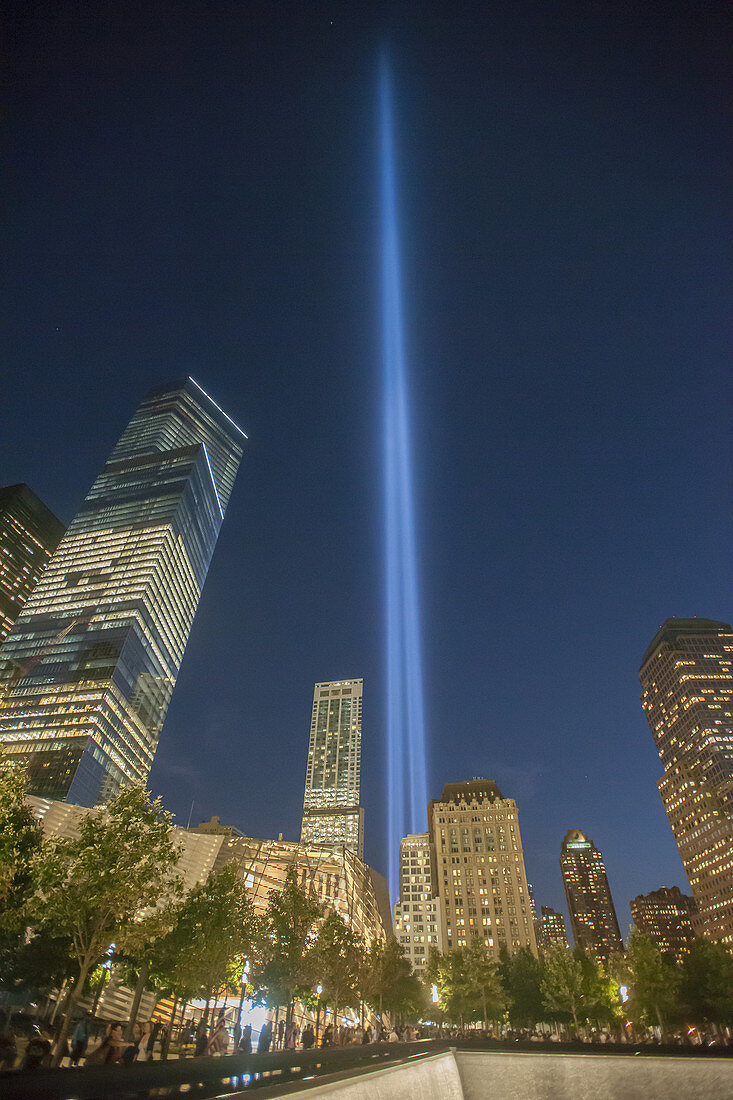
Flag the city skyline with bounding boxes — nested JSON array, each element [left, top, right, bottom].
[[5, 2, 727, 926]]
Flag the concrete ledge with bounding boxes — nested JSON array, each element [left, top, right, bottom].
[[455, 1050, 733, 1100], [270, 1049, 463, 1099]]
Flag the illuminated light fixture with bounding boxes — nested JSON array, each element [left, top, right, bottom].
[[379, 53, 428, 900], [201, 443, 224, 519], [188, 376, 248, 439]]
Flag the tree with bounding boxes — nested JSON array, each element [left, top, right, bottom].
[[312, 911, 362, 1040], [500, 945, 545, 1028], [253, 865, 323, 1026], [364, 936, 421, 1024], [541, 943, 585, 1032], [578, 951, 620, 1029], [149, 862, 258, 1023], [622, 931, 679, 1037], [678, 938, 733, 1028], [26, 785, 181, 1064], [462, 939, 506, 1028], [541, 944, 619, 1033], [0, 768, 43, 926], [427, 944, 504, 1027]]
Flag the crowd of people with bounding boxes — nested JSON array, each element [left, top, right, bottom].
[[0, 1010, 426, 1071], [4, 1010, 726, 1072]]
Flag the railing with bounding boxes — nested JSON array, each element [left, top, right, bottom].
[[1, 1036, 730, 1100], [0, 1039, 445, 1099]]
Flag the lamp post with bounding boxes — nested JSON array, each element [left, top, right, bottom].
[[236, 961, 250, 1040], [315, 984, 323, 1047]]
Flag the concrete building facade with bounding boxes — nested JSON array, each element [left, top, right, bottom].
[[428, 779, 537, 957], [630, 885, 697, 959], [535, 906, 569, 953], [393, 832, 444, 974]]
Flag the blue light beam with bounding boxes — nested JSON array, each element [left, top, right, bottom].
[[379, 56, 428, 901]]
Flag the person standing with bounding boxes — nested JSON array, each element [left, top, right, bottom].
[[20, 1024, 54, 1070], [122, 1023, 141, 1065], [194, 1019, 209, 1057], [206, 1013, 229, 1056], [70, 1015, 92, 1065], [238, 1024, 252, 1053], [257, 1020, 273, 1053], [136, 1020, 155, 1062], [85, 1022, 125, 1065], [301, 1024, 314, 1049], [277, 1019, 285, 1048]]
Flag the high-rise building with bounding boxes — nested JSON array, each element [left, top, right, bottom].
[[560, 829, 622, 961], [535, 906, 569, 953], [0, 379, 245, 805], [630, 886, 697, 960], [300, 679, 364, 858], [393, 833, 444, 973], [0, 485, 65, 644], [428, 779, 537, 957], [639, 618, 733, 944]]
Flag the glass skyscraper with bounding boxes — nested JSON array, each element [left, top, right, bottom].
[[639, 618, 733, 943], [301, 679, 364, 857], [0, 484, 65, 644], [0, 379, 245, 806]]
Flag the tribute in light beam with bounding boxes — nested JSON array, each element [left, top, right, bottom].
[[379, 56, 428, 900]]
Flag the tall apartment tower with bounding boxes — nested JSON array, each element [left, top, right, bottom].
[[301, 679, 364, 858], [428, 779, 537, 957], [535, 906, 569, 953], [639, 618, 733, 943], [560, 829, 622, 960], [0, 485, 65, 644], [0, 379, 245, 806], [630, 886, 697, 960], [393, 833, 444, 973]]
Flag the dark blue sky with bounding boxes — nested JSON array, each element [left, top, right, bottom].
[[5, 1, 729, 931]]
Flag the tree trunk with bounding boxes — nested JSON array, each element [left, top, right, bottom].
[[162, 995, 178, 1061], [654, 1003, 666, 1042], [52, 957, 93, 1067], [333, 1002, 339, 1044], [49, 979, 68, 1024], [126, 956, 150, 1039]]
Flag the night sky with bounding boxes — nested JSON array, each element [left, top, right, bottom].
[[5, 2, 729, 932]]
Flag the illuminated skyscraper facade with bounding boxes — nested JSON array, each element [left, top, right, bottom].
[[393, 833, 443, 973], [560, 829, 622, 961], [0, 379, 245, 806], [301, 679, 364, 858], [535, 906, 569, 953], [0, 485, 65, 644], [639, 618, 733, 943], [630, 886, 697, 960], [429, 779, 537, 957]]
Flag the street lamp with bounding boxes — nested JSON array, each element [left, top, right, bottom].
[[315, 984, 323, 1047]]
